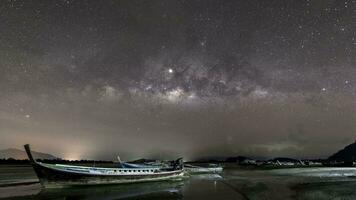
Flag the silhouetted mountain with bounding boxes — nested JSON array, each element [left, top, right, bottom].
[[0, 148, 57, 160], [328, 141, 356, 162]]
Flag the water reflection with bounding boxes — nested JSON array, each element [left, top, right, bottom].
[[23, 180, 185, 200], [11, 168, 356, 199], [31, 174, 224, 200]]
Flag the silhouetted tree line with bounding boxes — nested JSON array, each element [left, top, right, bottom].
[[0, 158, 30, 164]]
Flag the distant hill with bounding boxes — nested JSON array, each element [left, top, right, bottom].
[[0, 148, 57, 160], [328, 141, 356, 162]]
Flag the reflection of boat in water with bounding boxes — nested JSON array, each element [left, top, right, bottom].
[[24, 144, 184, 188], [184, 163, 223, 174], [36, 180, 184, 200]]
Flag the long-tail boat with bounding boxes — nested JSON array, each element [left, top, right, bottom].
[[24, 144, 184, 188]]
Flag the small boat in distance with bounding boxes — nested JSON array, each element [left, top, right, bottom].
[[184, 163, 223, 174], [116, 156, 169, 169], [24, 144, 184, 188]]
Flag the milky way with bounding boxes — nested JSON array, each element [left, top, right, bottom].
[[0, 0, 356, 160]]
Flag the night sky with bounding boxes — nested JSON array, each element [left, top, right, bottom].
[[1, 0, 356, 160]]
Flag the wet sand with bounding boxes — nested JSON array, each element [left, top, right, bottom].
[[0, 184, 41, 199]]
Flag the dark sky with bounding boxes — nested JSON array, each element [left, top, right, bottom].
[[1, 0, 356, 160]]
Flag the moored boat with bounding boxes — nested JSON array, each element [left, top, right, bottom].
[[184, 163, 223, 174], [24, 144, 184, 188]]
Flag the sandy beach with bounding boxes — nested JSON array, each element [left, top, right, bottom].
[[0, 183, 41, 199]]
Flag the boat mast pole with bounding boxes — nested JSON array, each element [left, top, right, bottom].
[[24, 144, 36, 164]]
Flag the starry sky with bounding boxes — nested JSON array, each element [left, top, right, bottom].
[[1, 0, 356, 161]]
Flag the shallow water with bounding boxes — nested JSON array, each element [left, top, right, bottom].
[[2, 165, 356, 200], [0, 165, 37, 185]]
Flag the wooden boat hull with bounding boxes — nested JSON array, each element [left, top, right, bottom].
[[33, 163, 184, 187], [24, 144, 184, 187]]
